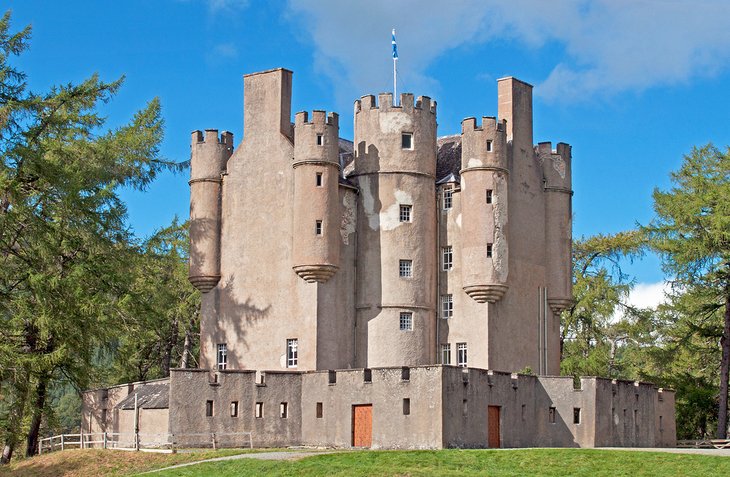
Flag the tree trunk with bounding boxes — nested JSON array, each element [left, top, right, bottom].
[[161, 317, 179, 377], [717, 291, 730, 439], [180, 312, 198, 369], [0, 379, 29, 465], [25, 372, 50, 457]]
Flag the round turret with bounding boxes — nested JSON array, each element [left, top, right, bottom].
[[351, 92, 438, 367], [292, 110, 341, 282], [189, 129, 232, 292], [459, 117, 509, 303], [538, 142, 573, 314]]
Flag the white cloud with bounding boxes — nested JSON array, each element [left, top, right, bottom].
[[285, 0, 730, 102], [212, 42, 238, 59], [625, 282, 669, 310]]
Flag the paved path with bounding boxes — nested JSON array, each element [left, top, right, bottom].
[[138, 450, 331, 474]]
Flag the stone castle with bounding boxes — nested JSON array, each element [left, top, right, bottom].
[[82, 68, 675, 449]]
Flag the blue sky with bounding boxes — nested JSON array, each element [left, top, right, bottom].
[[7, 0, 730, 295]]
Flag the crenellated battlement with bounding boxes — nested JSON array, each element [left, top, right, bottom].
[[294, 110, 339, 128], [537, 141, 572, 191], [191, 129, 234, 149], [536, 141, 571, 162], [354, 93, 436, 115], [461, 116, 507, 133]]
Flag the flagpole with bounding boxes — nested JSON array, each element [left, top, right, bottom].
[[392, 29, 398, 106]]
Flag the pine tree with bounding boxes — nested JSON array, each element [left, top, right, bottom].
[[0, 12, 178, 462], [643, 144, 730, 438]]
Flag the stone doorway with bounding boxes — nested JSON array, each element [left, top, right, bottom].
[[488, 405, 501, 448], [352, 404, 373, 447]]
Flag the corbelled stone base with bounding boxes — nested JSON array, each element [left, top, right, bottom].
[[188, 275, 221, 293], [463, 284, 508, 303], [293, 264, 339, 283], [548, 297, 573, 315]]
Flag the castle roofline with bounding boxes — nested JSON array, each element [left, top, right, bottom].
[[496, 76, 533, 88], [243, 67, 293, 78]]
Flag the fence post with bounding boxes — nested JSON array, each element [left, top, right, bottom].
[[211, 433, 217, 451], [38, 439, 42, 455], [135, 431, 139, 451], [81, 429, 85, 449], [170, 434, 176, 454], [61, 434, 65, 451], [103, 432, 107, 449]]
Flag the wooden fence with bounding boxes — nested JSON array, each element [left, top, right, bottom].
[[676, 439, 730, 449], [38, 431, 253, 455]]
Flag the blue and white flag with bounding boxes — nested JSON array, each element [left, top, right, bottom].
[[392, 29, 398, 60]]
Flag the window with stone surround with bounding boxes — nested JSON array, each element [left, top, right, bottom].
[[402, 132, 413, 149], [287, 339, 298, 368], [399, 259, 412, 278], [457, 342, 467, 367], [255, 402, 263, 418], [442, 294, 453, 319], [206, 400, 214, 417], [400, 312, 413, 331], [487, 243, 493, 258], [441, 344, 451, 365], [486, 189, 493, 204], [400, 204, 412, 222], [316, 172, 323, 186], [217, 343, 227, 370], [443, 187, 453, 210], [442, 246, 453, 271], [230, 401, 239, 417]]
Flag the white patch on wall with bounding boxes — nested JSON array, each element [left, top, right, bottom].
[[379, 112, 413, 134], [359, 175, 380, 230], [380, 189, 413, 231], [340, 192, 357, 244], [456, 213, 462, 228], [551, 155, 566, 179], [492, 173, 509, 282], [467, 157, 483, 168], [279, 354, 286, 368]]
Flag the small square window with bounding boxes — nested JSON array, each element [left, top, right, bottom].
[[316, 402, 323, 418], [399, 205, 412, 222], [315, 220, 323, 236], [443, 188, 453, 210], [280, 402, 288, 418], [486, 189, 493, 204], [399, 260, 412, 278], [442, 246, 453, 271], [549, 406, 556, 424], [316, 134, 323, 146], [441, 294, 453, 319], [316, 172, 323, 187], [217, 344, 227, 370], [206, 400, 214, 417], [255, 402, 264, 418], [403, 398, 411, 415], [401, 367, 410, 381], [230, 401, 239, 418], [400, 312, 413, 331], [457, 343, 467, 368], [573, 407, 581, 424], [440, 344, 451, 365], [487, 243, 493, 258], [364, 368, 372, 382], [401, 133, 413, 149], [486, 140, 493, 152]]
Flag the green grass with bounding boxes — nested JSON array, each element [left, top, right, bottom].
[[149, 448, 730, 477]]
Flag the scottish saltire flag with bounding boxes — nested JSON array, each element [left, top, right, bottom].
[[392, 29, 398, 59]]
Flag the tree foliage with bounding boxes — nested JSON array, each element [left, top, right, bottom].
[[0, 11, 181, 462]]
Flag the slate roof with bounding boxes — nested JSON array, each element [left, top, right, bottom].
[[116, 381, 170, 410]]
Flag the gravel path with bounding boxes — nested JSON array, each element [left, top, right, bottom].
[[598, 447, 730, 456], [138, 450, 331, 474]]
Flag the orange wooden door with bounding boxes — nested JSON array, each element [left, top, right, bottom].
[[488, 405, 501, 448], [352, 404, 373, 447]]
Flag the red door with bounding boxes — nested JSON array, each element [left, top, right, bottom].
[[352, 404, 372, 447], [488, 405, 501, 448]]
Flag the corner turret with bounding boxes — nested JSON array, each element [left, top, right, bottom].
[[291, 110, 341, 282], [189, 129, 232, 292], [460, 117, 509, 303]]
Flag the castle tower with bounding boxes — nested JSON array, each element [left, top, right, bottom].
[[292, 111, 341, 282], [459, 117, 509, 303], [539, 142, 573, 316], [188, 129, 232, 292], [352, 93, 438, 367]]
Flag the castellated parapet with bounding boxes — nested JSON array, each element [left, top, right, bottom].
[[188, 129, 232, 292], [292, 110, 341, 282], [459, 117, 509, 303]]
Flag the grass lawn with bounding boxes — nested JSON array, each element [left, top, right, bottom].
[[151, 448, 730, 477], [0, 448, 279, 477]]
